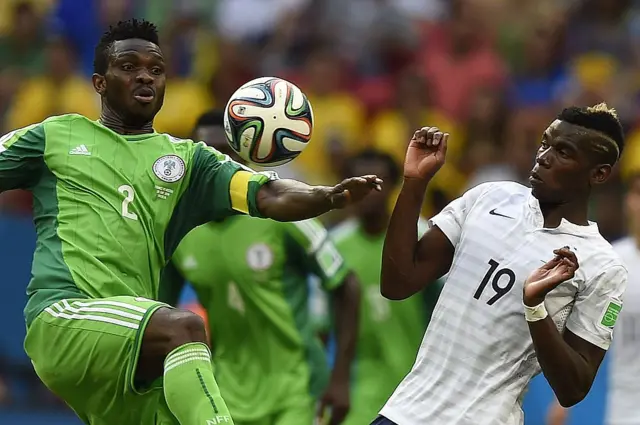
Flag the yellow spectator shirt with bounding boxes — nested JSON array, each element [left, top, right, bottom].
[[6, 75, 99, 129], [153, 78, 213, 138], [293, 92, 365, 184]]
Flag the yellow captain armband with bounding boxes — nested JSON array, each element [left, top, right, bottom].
[[230, 170, 253, 214]]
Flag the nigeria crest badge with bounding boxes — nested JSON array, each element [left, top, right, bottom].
[[153, 155, 185, 183]]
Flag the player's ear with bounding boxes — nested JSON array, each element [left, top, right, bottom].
[[590, 163, 612, 186], [92, 74, 106, 95]]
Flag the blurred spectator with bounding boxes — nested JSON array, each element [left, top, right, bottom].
[[420, 0, 506, 120], [467, 107, 546, 189], [51, 0, 132, 76], [0, 2, 47, 78], [566, 0, 633, 63], [310, 0, 419, 76], [153, 19, 214, 138], [215, 0, 309, 44], [0, 0, 52, 36], [509, 18, 568, 108], [292, 45, 365, 184], [4, 37, 98, 130]]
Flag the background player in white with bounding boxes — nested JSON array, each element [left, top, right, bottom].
[[373, 103, 628, 425], [547, 173, 640, 425]]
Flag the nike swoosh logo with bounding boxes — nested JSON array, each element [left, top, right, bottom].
[[489, 208, 514, 219]]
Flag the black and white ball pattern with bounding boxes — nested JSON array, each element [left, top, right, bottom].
[[224, 77, 314, 167]]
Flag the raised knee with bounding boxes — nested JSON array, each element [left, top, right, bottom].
[[148, 308, 208, 354], [169, 309, 207, 345]]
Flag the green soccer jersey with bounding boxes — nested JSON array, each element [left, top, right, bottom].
[[331, 218, 443, 425], [0, 114, 273, 327], [169, 215, 349, 422]]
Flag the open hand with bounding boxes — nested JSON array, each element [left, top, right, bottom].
[[328, 175, 383, 209], [404, 127, 449, 180], [523, 247, 578, 306]]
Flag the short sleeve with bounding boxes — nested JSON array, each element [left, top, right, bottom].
[[188, 143, 278, 221], [565, 265, 628, 350], [286, 219, 349, 291], [0, 123, 45, 192], [428, 182, 494, 247]]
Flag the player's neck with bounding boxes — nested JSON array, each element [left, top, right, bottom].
[[538, 200, 589, 227], [99, 105, 154, 135]]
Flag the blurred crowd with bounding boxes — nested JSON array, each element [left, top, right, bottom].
[[1, 0, 640, 419]]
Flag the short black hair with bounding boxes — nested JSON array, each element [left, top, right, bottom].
[[195, 110, 225, 130], [557, 103, 624, 164], [344, 149, 400, 185], [93, 19, 159, 75]]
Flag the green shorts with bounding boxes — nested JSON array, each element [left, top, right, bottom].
[[24, 296, 176, 425]]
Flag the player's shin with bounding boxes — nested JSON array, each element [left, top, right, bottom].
[[163, 342, 235, 425]]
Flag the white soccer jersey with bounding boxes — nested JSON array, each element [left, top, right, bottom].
[[380, 181, 627, 425], [606, 237, 640, 425]]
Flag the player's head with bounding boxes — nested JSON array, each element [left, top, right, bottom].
[[193, 110, 241, 160], [625, 173, 640, 241], [344, 149, 399, 220], [530, 103, 624, 203], [92, 19, 165, 127]]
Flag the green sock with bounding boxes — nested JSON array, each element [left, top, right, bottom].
[[164, 342, 234, 425]]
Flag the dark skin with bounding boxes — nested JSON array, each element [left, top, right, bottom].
[[92, 39, 379, 387], [382, 122, 615, 408], [196, 122, 360, 425]]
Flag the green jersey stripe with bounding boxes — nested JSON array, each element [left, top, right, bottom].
[[52, 300, 144, 322], [44, 306, 140, 330], [54, 302, 145, 322], [73, 300, 148, 314]]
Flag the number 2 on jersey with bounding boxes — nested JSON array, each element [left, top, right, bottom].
[[474, 259, 516, 305], [118, 185, 138, 221]]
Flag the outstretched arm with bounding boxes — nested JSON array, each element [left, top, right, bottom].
[[523, 249, 626, 407], [256, 176, 382, 222], [189, 144, 381, 225], [381, 127, 454, 300]]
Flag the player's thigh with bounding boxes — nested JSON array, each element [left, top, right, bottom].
[[274, 397, 315, 425], [24, 296, 167, 424]]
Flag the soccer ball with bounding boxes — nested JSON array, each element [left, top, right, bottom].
[[223, 77, 314, 167]]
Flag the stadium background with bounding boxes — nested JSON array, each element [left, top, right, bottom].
[[0, 0, 637, 424]]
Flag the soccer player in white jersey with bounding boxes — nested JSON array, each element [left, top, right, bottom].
[[547, 174, 640, 425], [372, 103, 629, 425]]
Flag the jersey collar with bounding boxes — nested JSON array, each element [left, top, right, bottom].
[[527, 193, 600, 236]]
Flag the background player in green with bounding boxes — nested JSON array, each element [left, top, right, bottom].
[[330, 150, 443, 425], [163, 110, 361, 425], [0, 19, 382, 425]]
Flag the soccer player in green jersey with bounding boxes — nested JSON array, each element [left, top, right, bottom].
[[162, 110, 361, 425], [0, 19, 381, 425], [331, 150, 443, 425]]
